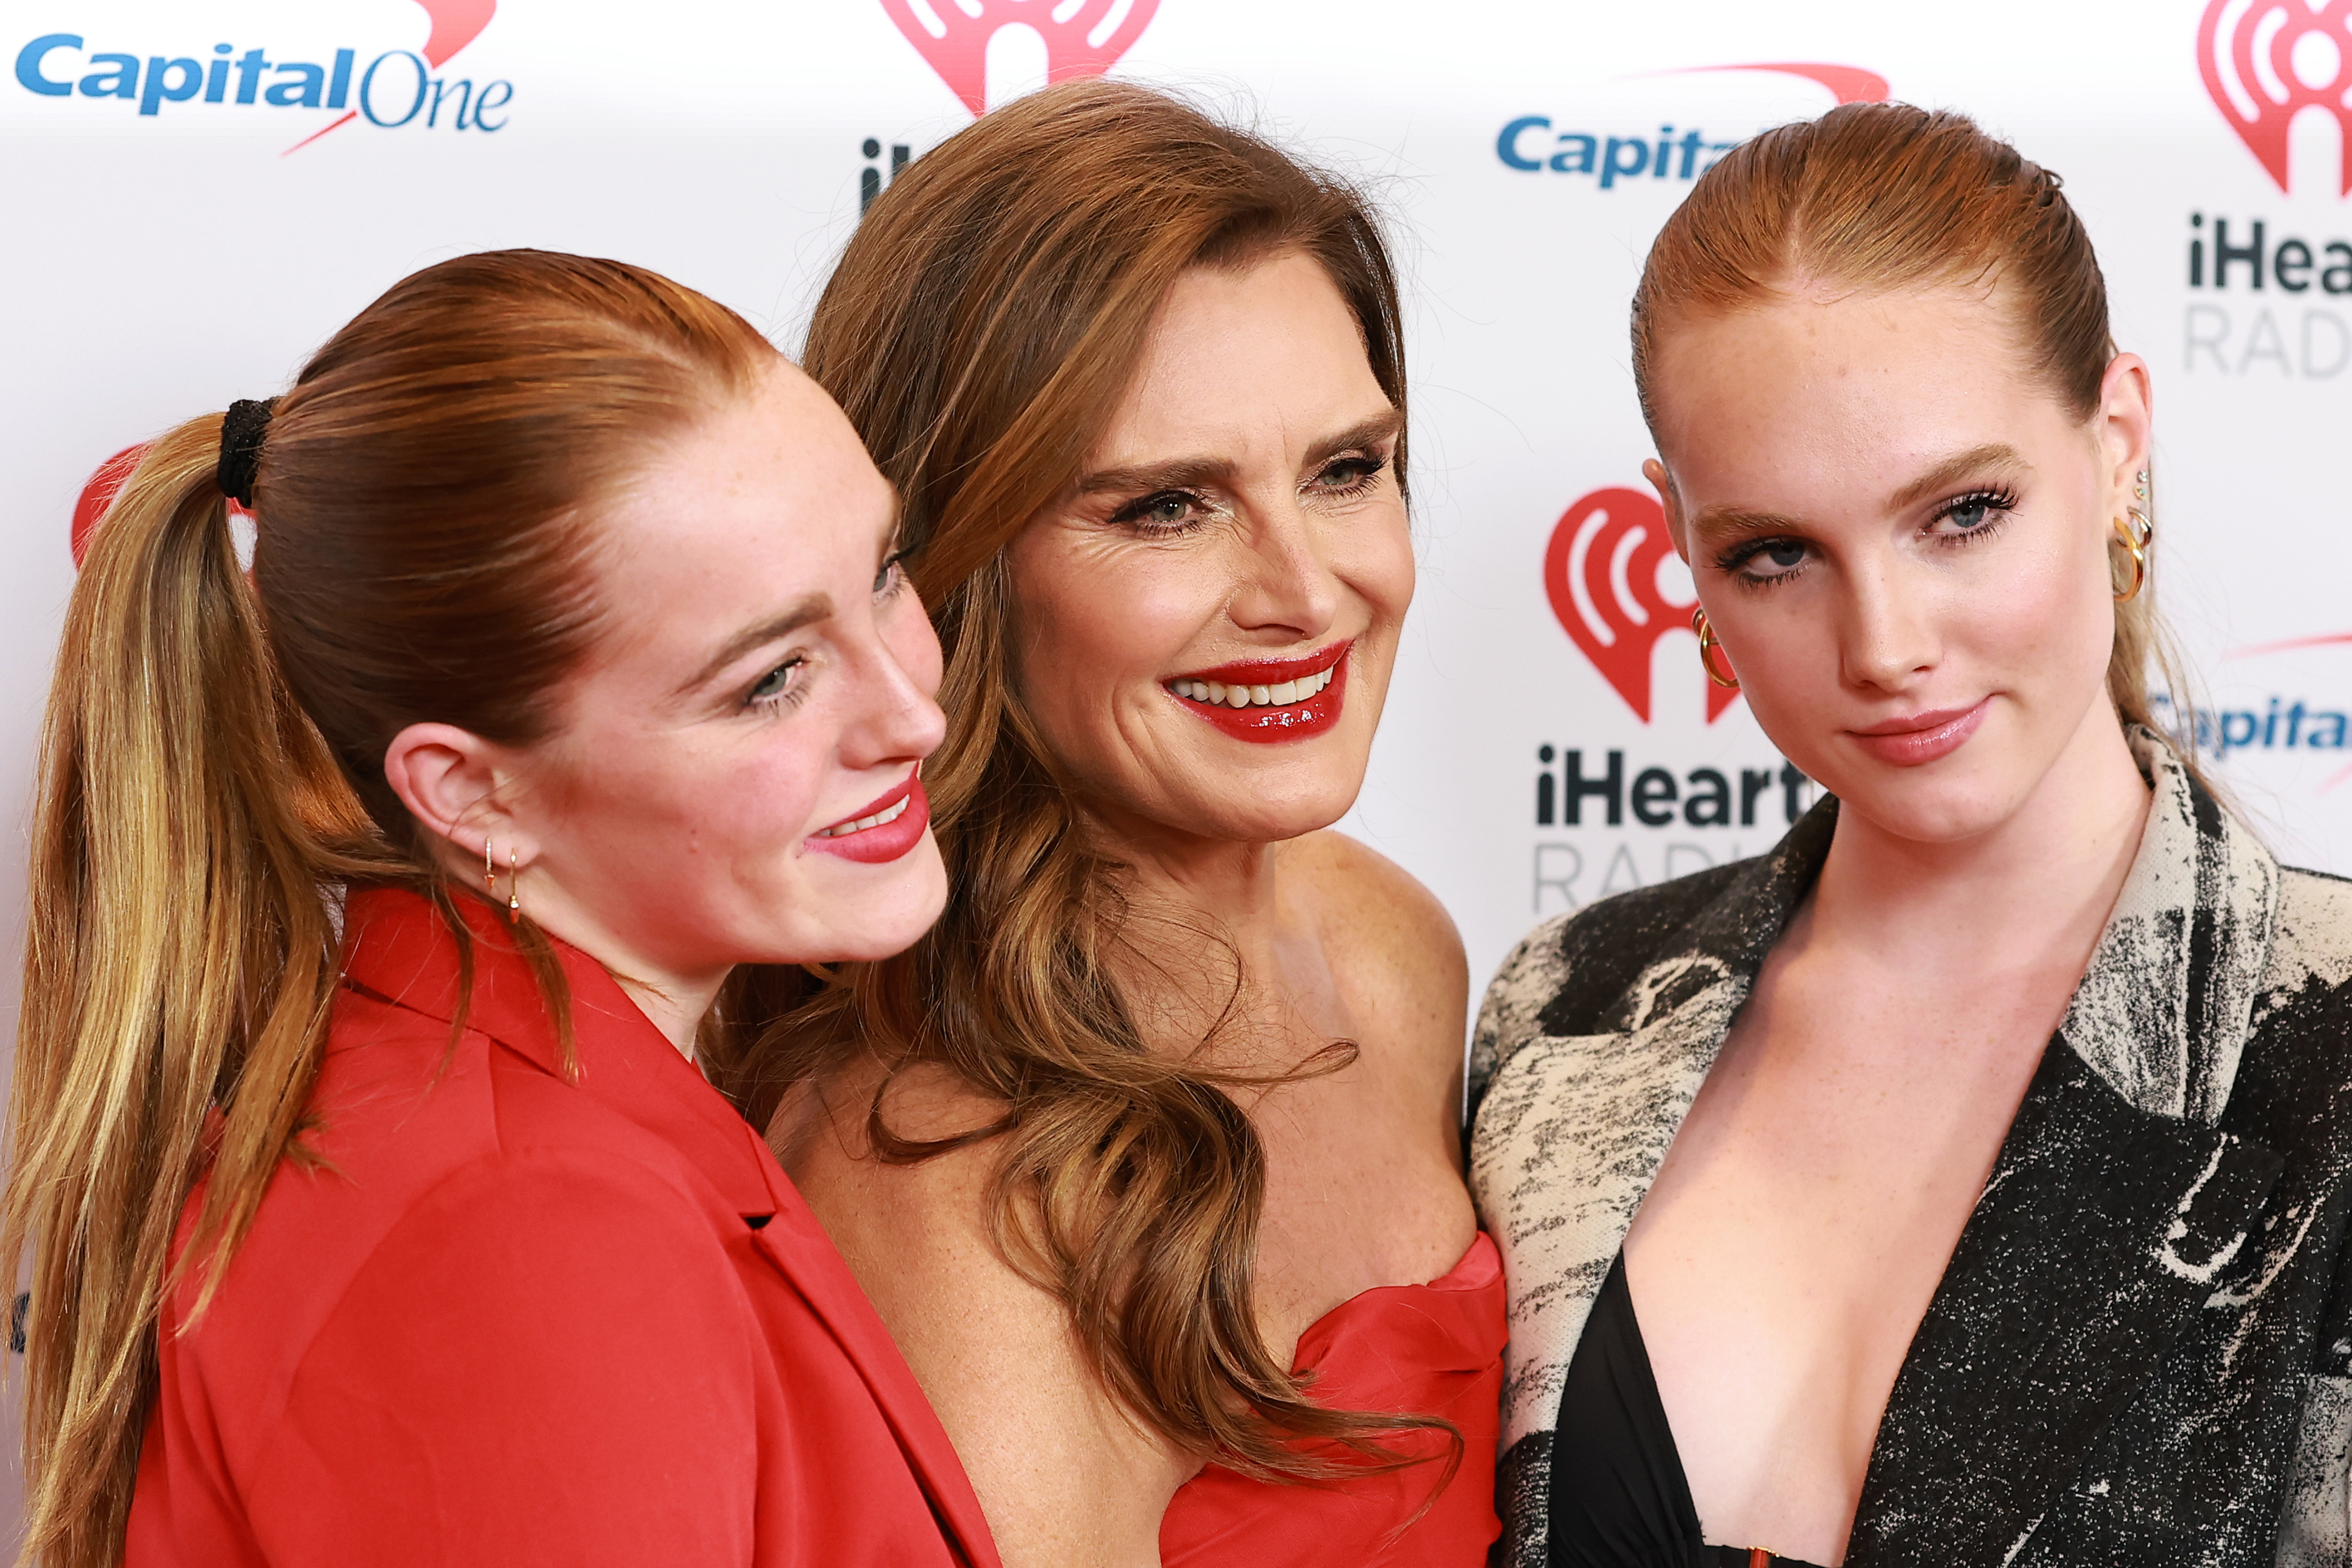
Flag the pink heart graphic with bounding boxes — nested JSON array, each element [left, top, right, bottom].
[[880, 0, 1160, 118], [2198, 0, 2352, 195], [284, 0, 497, 155]]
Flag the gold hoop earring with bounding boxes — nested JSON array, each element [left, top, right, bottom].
[[507, 848, 521, 916], [2111, 509, 2153, 603], [1693, 607, 1740, 690]]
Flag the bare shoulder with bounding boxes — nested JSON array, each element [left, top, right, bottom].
[[1282, 830, 1469, 1072], [1286, 830, 1467, 985]]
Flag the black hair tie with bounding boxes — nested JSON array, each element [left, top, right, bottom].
[[216, 398, 276, 507]]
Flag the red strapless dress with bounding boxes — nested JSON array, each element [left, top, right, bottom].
[[1158, 1231, 1505, 1567]]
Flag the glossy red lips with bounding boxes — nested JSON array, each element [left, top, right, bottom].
[[1165, 640, 1351, 743], [1847, 700, 1989, 767], [806, 771, 930, 863]]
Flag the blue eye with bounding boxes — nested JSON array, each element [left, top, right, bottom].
[[747, 658, 804, 707], [874, 554, 906, 596]]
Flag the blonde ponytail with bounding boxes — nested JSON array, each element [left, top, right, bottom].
[[3, 418, 396, 1566]]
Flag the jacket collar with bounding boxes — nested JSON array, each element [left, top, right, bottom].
[[2058, 730, 2280, 1125], [339, 888, 1004, 1568]]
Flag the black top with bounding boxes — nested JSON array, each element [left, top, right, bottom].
[[1549, 1253, 1829, 1568]]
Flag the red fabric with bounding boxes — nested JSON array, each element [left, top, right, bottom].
[[125, 888, 1000, 1568], [1159, 1231, 1506, 1567]]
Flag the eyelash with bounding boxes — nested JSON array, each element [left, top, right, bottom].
[[1104, 454, 1389, 538], [745, 655, 810, 713], [1715, 484, 2022, 589]]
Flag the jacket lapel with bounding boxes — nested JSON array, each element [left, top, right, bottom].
[[1472, 805, 1836, 1459], [343, 890, 1002, 1567], [742, 1156, 1003, 1568], [1847, 1037, 2283, 1565], [1848, 741, 2287, 1563]]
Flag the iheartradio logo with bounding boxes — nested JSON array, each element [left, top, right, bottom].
[[880, 0, 1158, 118], [1544, 486, 1740, 725], [2199, 0, 2352, 195]]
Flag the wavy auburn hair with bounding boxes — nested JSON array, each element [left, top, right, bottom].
[[761, 79, 1448, 1483], [4, 250, 773, 1568], [1631, 102, 2197, 770]]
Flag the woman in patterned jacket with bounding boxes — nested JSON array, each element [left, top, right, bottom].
[[1469, 103, 2352, 1567]]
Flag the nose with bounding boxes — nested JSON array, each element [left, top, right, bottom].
[[836, 620, 948, 773], [1225, 503, 1341, 641], [1838, 552, 1940, 694]]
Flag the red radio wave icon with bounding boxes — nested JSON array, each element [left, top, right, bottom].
[[2199, 0, 2352, 195], [881, 0, 1158, 117], [1544, 487, 1739, 725]]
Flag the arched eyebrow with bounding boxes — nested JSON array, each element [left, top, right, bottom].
[[1688, 442, 2033, 543], [1884, 443, 2030, 511], [1072, 408, 1404, 500], [677, 593, 833, 698]]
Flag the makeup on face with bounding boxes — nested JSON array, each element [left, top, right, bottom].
[[1845, 700, 1990, 768], [1162, 638, 1351, 743], [805, 767, 930, 863]]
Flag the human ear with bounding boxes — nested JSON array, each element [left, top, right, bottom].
[[381, 723, 540, 875], [2095, 353, 2154, 514], [1645, 457, 1693, 563]]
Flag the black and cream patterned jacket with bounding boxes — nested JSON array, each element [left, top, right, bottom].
[[1468, 738, 2352, 1566]]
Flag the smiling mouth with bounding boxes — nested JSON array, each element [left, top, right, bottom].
[[1167, 666, 1337, 710], [816, 791, 914, 837]]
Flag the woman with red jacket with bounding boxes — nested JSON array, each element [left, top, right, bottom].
[[3, 250, 999, 1568]]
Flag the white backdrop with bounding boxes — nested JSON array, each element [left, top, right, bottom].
[[4, 0, 2350, 1536]]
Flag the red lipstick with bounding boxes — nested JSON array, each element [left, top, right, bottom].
[[1165, 640, 1351, 744], [1847, 700, 1989, 767], [806, 770, 930, 863]]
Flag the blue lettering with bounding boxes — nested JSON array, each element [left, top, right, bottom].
[[2220, 710, 2259, 753], [2310, 711, 2348, 748], [233, 48, 268, 103], [1497, 115, 1549, 172], [470, 78, 510, 130], [205, 45, 230, 103], [428, 75, 469, 127], [79, 52, 136, 98], [265, 61, 325, 108], [1549, 133, 1596, 174], [360, 49, 426, 126], [138, 55, 200, 116], [1599, 136, 1648, 189], [326, 48, 353, 109], [15, 33, 79, 96]]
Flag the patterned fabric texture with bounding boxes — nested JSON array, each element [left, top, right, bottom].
[[1468, 735, 2352, 1567]]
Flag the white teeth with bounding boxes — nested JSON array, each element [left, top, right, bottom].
[[1166, 665, 1337, 710], [820, 794, 911, 837]]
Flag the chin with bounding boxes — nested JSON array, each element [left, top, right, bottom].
[[798, 841, 950, 963], [1825, 765, 2036, 847]]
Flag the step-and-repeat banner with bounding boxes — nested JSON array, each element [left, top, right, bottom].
[[2, 0, 2348, 1513]]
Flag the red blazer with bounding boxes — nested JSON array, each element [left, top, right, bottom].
[[125, 888, 1000, 1568]]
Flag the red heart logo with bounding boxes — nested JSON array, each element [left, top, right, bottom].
[[2198, 0, 2352, 195], [880, 0, 1160, 118], [1543, 487, 1740, 726]]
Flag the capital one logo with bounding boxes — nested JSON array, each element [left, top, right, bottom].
[[2199, 0, 2352, 195], [881, 0, 1158, 116], [1544, 487, 1741, 725]]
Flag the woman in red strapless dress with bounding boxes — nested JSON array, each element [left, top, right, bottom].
[[758, 79, 1504, 1566]]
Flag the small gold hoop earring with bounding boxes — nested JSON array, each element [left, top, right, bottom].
[[1693, 606, 1740, 690], [507, 848, 521, 916], [2111, 509, 2153, 603]]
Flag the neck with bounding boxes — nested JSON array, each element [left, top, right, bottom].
[[1809, 707, 2153, 976], [1076, 797, 1295, 1032], [505, 892, 724, 1061]]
